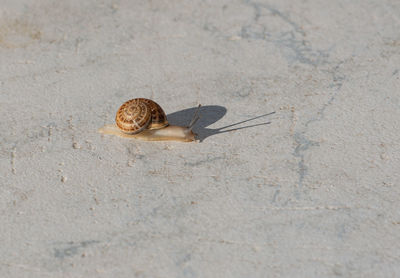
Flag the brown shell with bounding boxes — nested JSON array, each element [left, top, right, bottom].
[[115, 98, 168, 134]]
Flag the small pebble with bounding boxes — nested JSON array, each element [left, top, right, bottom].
[[61, 176, 67, 183], [229, 36, 241, 41]]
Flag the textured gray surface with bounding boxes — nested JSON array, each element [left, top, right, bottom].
[[1, 0, 400, 277]]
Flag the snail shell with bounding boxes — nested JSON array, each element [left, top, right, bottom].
[[116, 98, 169, 134], [99, 98, 200, 142]]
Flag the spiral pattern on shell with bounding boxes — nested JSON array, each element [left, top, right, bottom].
[[115, 98, 168, 134]]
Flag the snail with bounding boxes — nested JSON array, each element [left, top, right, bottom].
[[98, 98, 201, 142]]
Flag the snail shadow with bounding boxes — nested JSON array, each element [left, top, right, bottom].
[[167, 105, 275, 142]]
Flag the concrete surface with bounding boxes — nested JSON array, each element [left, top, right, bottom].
[[1, 0, 400, 277]]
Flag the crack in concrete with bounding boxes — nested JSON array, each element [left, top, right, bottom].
[[242, 0, 330, 66], [293, 133, 319, 192], [292, 61, 346, 197]]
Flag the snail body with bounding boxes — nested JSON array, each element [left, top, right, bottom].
[[98, 98, 200, 142]]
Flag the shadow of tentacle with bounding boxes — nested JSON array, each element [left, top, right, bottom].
[[167, 105, 275, 142]]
